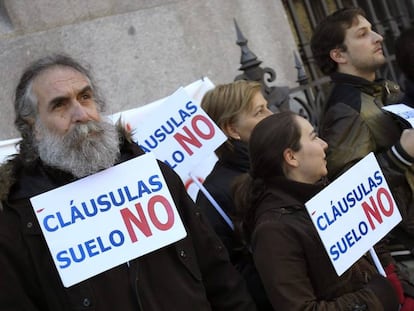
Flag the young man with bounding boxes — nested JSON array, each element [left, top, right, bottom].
[[0, 54, 257, 311], [311, 7, 414, 238], [311, 8, 414, 310]]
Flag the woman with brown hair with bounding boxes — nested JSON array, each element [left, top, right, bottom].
[[233, 111, 399, 310]]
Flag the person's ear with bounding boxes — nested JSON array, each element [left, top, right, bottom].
[[25, 117, 40, 139], [329, 48, 347, 65], [223, 123, 241, 140], [283, 148, 299, 168]]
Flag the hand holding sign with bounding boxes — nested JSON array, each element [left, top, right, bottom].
[[130, 87, 226, 181]]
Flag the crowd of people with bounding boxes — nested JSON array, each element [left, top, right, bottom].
[[1, 6, 414, 311]]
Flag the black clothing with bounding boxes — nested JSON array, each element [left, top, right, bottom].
[[196, 139, 249, 257], [0, 134, 256, 311], [196, 140, 272, 310], [251, 176, 399, 311], [320, 72, 414, 236], [402, 78, 414, 108]]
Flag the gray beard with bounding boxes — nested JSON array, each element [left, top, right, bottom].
[[35, 119, 120, 178]]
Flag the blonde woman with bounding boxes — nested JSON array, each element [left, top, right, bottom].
[[196, 80, 273, 310]]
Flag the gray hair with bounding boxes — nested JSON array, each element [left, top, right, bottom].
[[14, 54, 106, 163]]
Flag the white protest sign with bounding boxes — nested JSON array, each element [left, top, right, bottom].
[[30, 152, 187, 287], [128, 87, 226, 182], [305, 153, 401, 276], [108, 78, 220, 200]]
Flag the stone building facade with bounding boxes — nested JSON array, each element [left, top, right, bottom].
[[0, 0, 298, 140]]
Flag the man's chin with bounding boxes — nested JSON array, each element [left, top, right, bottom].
[[377, 55, 386, 65]]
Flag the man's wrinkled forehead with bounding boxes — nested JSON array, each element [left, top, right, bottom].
[[33, 66, 90, 101], [38, 67, 88, 89]]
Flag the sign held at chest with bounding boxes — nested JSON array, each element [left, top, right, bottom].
[[30, 152, 187, 287], [305, 153, 401, 276]]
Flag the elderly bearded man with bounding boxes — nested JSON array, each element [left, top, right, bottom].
[[0, 54, 256, 311]]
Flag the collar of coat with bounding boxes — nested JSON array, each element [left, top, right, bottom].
[[219, 139, 250, 172], [253, 176, 327, 221], [330, 72, 400, 98], [0, 122, 133, 203]]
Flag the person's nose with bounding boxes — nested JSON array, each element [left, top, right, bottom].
[[372, 30, 383, 43], [319, 138, 328, 150], [71, 100, 90, 123], [264, 107, 273, 116]]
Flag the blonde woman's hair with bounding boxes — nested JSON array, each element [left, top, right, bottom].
[[201, 80, 262, 158]]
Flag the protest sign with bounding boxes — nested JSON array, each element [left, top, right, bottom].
[[30, 152, 187, 287], [124, 86, 226, 183], [305, 153, 401, 276], [108, 78, 220, 200]]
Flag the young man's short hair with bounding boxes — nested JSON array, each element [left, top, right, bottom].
[[311, 7, 366, 75]]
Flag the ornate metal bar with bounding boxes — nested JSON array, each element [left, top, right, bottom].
[[233, 19, 290, 112], [380, 0, 401, 38], [394, 1, 412, 29]]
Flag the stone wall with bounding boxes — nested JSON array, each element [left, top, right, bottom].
[[0, 0, 298, 140]]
